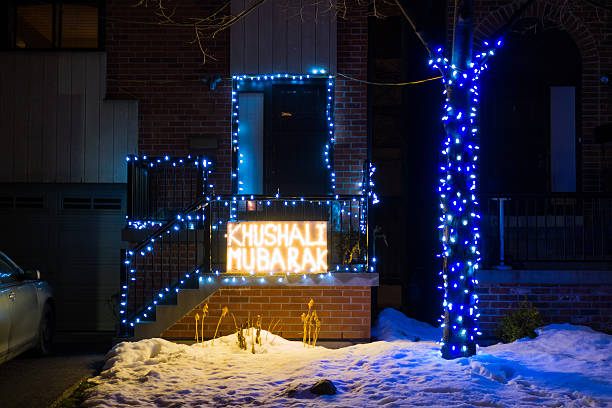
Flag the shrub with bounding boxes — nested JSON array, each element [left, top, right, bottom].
[[496, 301, 543, 343]]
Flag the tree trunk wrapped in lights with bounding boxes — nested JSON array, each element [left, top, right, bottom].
[[433, 0, 501, 359]]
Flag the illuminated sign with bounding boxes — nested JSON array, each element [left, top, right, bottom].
[[226, 221, 327, 274]]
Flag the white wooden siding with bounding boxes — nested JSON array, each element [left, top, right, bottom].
[[0, 52, 137, 183], [230, 0, 337, 74]]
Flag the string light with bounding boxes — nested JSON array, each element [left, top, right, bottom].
[[431, 40, 502, 359]]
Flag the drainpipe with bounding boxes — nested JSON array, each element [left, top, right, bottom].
[[492, 197, 512, 270]]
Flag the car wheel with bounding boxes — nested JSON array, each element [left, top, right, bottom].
[[36, 303, 55, 356]]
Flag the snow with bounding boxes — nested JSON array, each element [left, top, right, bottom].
[[84, 310, 612, 407]]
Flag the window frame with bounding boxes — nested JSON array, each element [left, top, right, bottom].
[[4, 0, 105, 51]]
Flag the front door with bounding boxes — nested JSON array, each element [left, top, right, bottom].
[[264, 83, 330, 196]]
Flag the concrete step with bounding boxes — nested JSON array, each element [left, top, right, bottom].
[[133, 280, 221, 340]]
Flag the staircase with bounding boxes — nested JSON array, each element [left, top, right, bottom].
[[119, 155, 214, 339]]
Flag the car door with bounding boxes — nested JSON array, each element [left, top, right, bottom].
[[0, 257, 15, 358], [1, 255, 39, 351]]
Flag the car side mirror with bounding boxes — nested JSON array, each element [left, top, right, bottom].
[[24, 269, 41, 280]]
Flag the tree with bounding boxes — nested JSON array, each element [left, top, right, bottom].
[[436, 0, 481, 359], [434, 0, 535, 359]]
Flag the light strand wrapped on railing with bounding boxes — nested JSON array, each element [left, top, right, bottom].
[[430, 40, 502, 359]]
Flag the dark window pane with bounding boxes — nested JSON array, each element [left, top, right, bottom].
[[0, 256, 17, 284], [265, 83, 330, 196], [15, 4, 54, 48], [60, 4, 98, 48]]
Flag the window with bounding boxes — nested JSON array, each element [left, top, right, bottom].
[[4, 1, 103, 49], [0, 256, 17, 284], [234, 77, 333, 196]]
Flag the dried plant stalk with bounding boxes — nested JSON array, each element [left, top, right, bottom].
[[194, 313, 200, 343], [201, 304, 208, 343], [313, 312, 321, 347], [256, 315, 262, 345], [251, 325, 256, 354], [301, 312, 308, 347], [307, 299, 314, 346], [212, 306, 228, 345]]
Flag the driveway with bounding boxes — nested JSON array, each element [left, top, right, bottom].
[[0, 333, 111, 408]]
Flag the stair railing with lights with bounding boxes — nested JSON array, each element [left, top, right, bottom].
[[120, 155, 213, 337]]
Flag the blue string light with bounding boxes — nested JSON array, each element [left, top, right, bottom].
[[430, 40, 502, 359]]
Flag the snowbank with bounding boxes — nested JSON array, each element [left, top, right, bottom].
[[372, 307, 442, 341], [84, 311, 612, 407]]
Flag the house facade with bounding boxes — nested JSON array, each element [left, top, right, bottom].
[[0, 0, 375, 339], [0, 0, 609, 341], [109, 0, 377, 340]]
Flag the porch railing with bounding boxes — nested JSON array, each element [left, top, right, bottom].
[[207, 195, 371, 274], [481, 193, 612, 266], [126, 155, 210, 225]]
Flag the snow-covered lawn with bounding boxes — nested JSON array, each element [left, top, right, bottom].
[[85, 309, 612, 407]]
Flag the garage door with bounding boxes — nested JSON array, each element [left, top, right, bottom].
[[0, 184, 125, 331]]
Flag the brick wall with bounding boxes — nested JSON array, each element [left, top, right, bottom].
[[105, 0, 232, 193], [162, 286, 371, 340], [478, 282, 612, 336], [108, 2, 372, 339], [106, 1, 369, 196], [451, 0, 611, 192], [335, 4, 369, 195]]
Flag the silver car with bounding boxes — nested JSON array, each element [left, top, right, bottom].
[[0, 251, 54, 363]]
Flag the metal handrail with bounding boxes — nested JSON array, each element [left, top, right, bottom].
[[481, 193, 612, 266]]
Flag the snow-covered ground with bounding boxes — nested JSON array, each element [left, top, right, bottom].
[[85, 309, 612, 407]]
